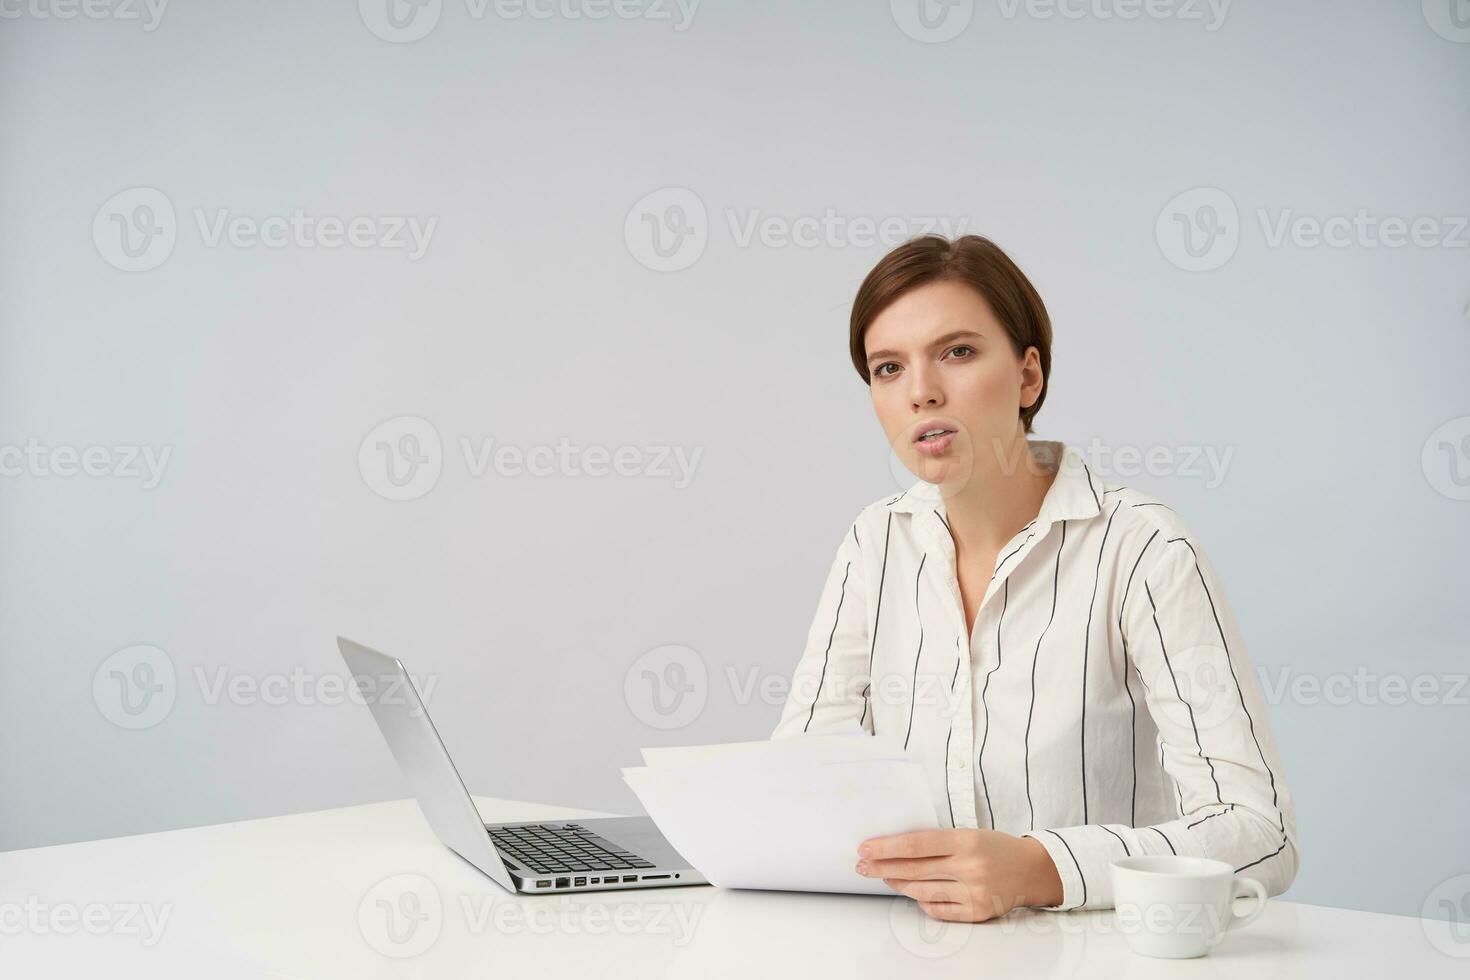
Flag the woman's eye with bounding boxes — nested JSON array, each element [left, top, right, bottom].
[[947, 345, 975, 359], [874, 362, 899, 378]]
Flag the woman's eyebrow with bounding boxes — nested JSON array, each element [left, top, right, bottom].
[[866, 330, 984, 365]]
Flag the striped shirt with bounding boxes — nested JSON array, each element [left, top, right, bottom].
[[771, 439, 1299, 911]]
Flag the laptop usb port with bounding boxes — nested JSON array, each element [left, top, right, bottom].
[[555, 877, 570, 888], [535, 880, 551, 888], [573, 877, 587, 887], [621, 875, 637, 882]]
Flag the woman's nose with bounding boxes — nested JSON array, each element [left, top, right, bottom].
[[908, 369, 943, 409]]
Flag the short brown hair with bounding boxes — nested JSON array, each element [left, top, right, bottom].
[[849, 235, 1052, 434]]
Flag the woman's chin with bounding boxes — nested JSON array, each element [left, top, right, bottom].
[[908, 453, 972, 491]]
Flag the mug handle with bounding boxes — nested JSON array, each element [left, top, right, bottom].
[[1212, 876, 1268, 943]]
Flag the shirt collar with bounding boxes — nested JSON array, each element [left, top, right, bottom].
[[884, 439, 1105, 528]]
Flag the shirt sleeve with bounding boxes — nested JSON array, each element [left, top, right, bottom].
[[771, 518, 873, 738], [1020, 536, 1300, 911]]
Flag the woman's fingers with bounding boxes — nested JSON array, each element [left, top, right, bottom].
[[859, 829, 963, 861], [863, 855, 955, 881], [884, 877, 969, 902], [919, 899, 985, 922]]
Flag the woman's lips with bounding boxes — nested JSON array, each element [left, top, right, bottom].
[[914, 427, 956, 456]]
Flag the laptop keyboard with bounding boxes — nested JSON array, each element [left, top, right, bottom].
[[488, 823, 657, 875]]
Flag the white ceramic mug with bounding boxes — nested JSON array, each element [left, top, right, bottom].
[[1109, 855, 1268, 959]]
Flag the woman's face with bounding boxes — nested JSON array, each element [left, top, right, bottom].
[[864, 278, 1043, 490]]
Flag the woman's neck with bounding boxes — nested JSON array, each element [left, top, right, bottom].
[[942, 437, 1058, 555]]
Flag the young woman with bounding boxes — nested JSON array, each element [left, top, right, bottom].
[[772, 235, 1299, 922]]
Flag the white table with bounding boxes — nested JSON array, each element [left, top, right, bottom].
[[2, 796, 1462, 978]]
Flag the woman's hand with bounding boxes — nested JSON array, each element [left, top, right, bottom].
[[856, 829, 1064, 922]]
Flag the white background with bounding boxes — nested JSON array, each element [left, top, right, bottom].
[[1, 0, 1466, 922]]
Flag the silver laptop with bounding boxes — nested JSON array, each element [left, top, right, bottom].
[[338, 636, 706, 894]]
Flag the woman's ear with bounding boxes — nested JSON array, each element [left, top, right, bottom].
[[1019, 346, 1044, 409]]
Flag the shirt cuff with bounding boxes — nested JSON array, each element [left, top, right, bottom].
[[1020, 824, 1206, 911]]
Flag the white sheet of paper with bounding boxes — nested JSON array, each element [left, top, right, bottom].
[[622, 733, 939, 895], [639, 721, 870, 769]]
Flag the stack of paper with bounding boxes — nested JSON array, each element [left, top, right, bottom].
[[621, 723, 939, 895]]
